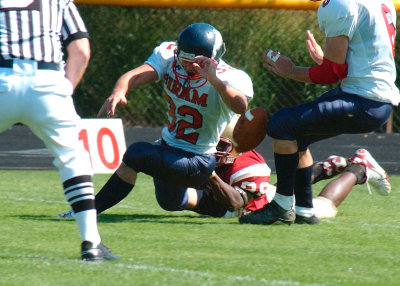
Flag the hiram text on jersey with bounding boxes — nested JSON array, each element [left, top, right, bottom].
[[164, 74, 208, 107]]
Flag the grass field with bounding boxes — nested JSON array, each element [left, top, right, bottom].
[[0, 170, 399, 286]]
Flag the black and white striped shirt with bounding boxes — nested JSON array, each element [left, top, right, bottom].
[[0, 0, 89, 63]]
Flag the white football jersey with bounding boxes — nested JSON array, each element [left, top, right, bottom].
[[145, 41, 254, 154], [317, 0, 400, 105]]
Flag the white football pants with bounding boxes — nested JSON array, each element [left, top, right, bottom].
[[0, 58, 93, 181]]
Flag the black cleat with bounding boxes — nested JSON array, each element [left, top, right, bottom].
[[239, 200, 295, 225], [294, 214, 320, 225], [81, 241, 119, 261]]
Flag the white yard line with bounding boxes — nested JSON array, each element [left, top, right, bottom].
[[0, 252, 330, 286]]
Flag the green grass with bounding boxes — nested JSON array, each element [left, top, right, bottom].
[[0, 170, 399, 286]]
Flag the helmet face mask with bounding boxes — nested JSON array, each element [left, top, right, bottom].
[[173, 22, 226, 87], [172, 50, 207, 88], [215, 114, 241, 167], [216, 136, 235, 167]]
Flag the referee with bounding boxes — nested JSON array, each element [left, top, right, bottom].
[[0, 0, 118, 261]]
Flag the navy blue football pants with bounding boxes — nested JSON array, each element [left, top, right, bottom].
[[267, 87, 393, 151], [122, 141, 216, 211]]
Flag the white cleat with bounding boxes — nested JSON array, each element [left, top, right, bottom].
[[313, 155, 348, 183], [56, 209, 75, 218], [348, 148, 391, 195]]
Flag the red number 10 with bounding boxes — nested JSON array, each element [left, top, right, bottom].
[[79, 128, 120, 170]]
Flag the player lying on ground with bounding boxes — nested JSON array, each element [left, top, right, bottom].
[[58, 116, 390, 222]]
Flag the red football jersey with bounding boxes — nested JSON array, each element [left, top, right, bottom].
[[216, 150, 272, 211]]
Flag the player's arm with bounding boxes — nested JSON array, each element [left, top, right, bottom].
[[97, 64, 158, 117], [192, 56, 248, 114], [207, 173, 248, 211], [262, 35, 348, 84], [64, 38, 90, 91]]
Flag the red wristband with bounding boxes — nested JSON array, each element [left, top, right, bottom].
[[309, 57, 348, 84]]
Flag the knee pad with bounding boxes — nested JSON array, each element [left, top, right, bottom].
[[122, 142, 155, 173], [154, 179, 187, 211], [156, 195, 185, 212], [267, 106, 298, 140]]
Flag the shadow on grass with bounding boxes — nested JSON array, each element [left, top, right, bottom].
[[16, 213, 237, 225]]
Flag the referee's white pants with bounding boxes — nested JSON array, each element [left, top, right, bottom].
[[0, 59, 93, 182]]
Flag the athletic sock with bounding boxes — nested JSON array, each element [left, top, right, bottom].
[[64, 175, 101, 245], [294, 165, 314, 217], [74, 209, 101, 245], [274, 152, 299, 196], [345, 164, 366, 184], [311, 163, 326, 184], [95, 173, 134, 214], [273, 193, 294, 211]]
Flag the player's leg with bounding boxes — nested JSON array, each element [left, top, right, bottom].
[[154, 182, 227, 217], [313, 172, 356, 219], [146, 144, 225, 217], [82, 141, 216, 217], [0, 67, 21, 134], [94, 162, 136, 214], [313, 148, 389, 219], [57, 162, 136, 218], [27, 74, 117, 261], [294, 149, 320, 224], [123, 141, 216, 187]]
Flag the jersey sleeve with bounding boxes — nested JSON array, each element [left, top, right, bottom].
[[216, 61, 254, 102], [61, 2, 90, 46], [317, 0, 357, 39], [144, 41, 176, 80]]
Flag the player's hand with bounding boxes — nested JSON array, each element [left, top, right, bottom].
[[192, 56, 218, 82], [97, 92, 128, 118], [306, 30, 323, 65], [262, 49, 295, 79]]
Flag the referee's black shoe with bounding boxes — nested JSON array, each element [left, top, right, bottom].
[[81, 241, 119, 261], [239, 200, 295, 225]]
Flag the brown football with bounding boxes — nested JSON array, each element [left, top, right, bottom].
[[233, 107, 268, 153]]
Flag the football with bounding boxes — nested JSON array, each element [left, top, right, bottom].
[[233, 107, 268, 153]]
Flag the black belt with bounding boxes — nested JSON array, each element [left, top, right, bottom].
[[0, 59, 62, 71]]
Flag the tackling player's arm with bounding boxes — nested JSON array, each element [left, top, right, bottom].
[[97, 64, 158, 117], [192, 56, 248, 114], [262, 35, 348, 84], [207, 173, 248, 211]]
